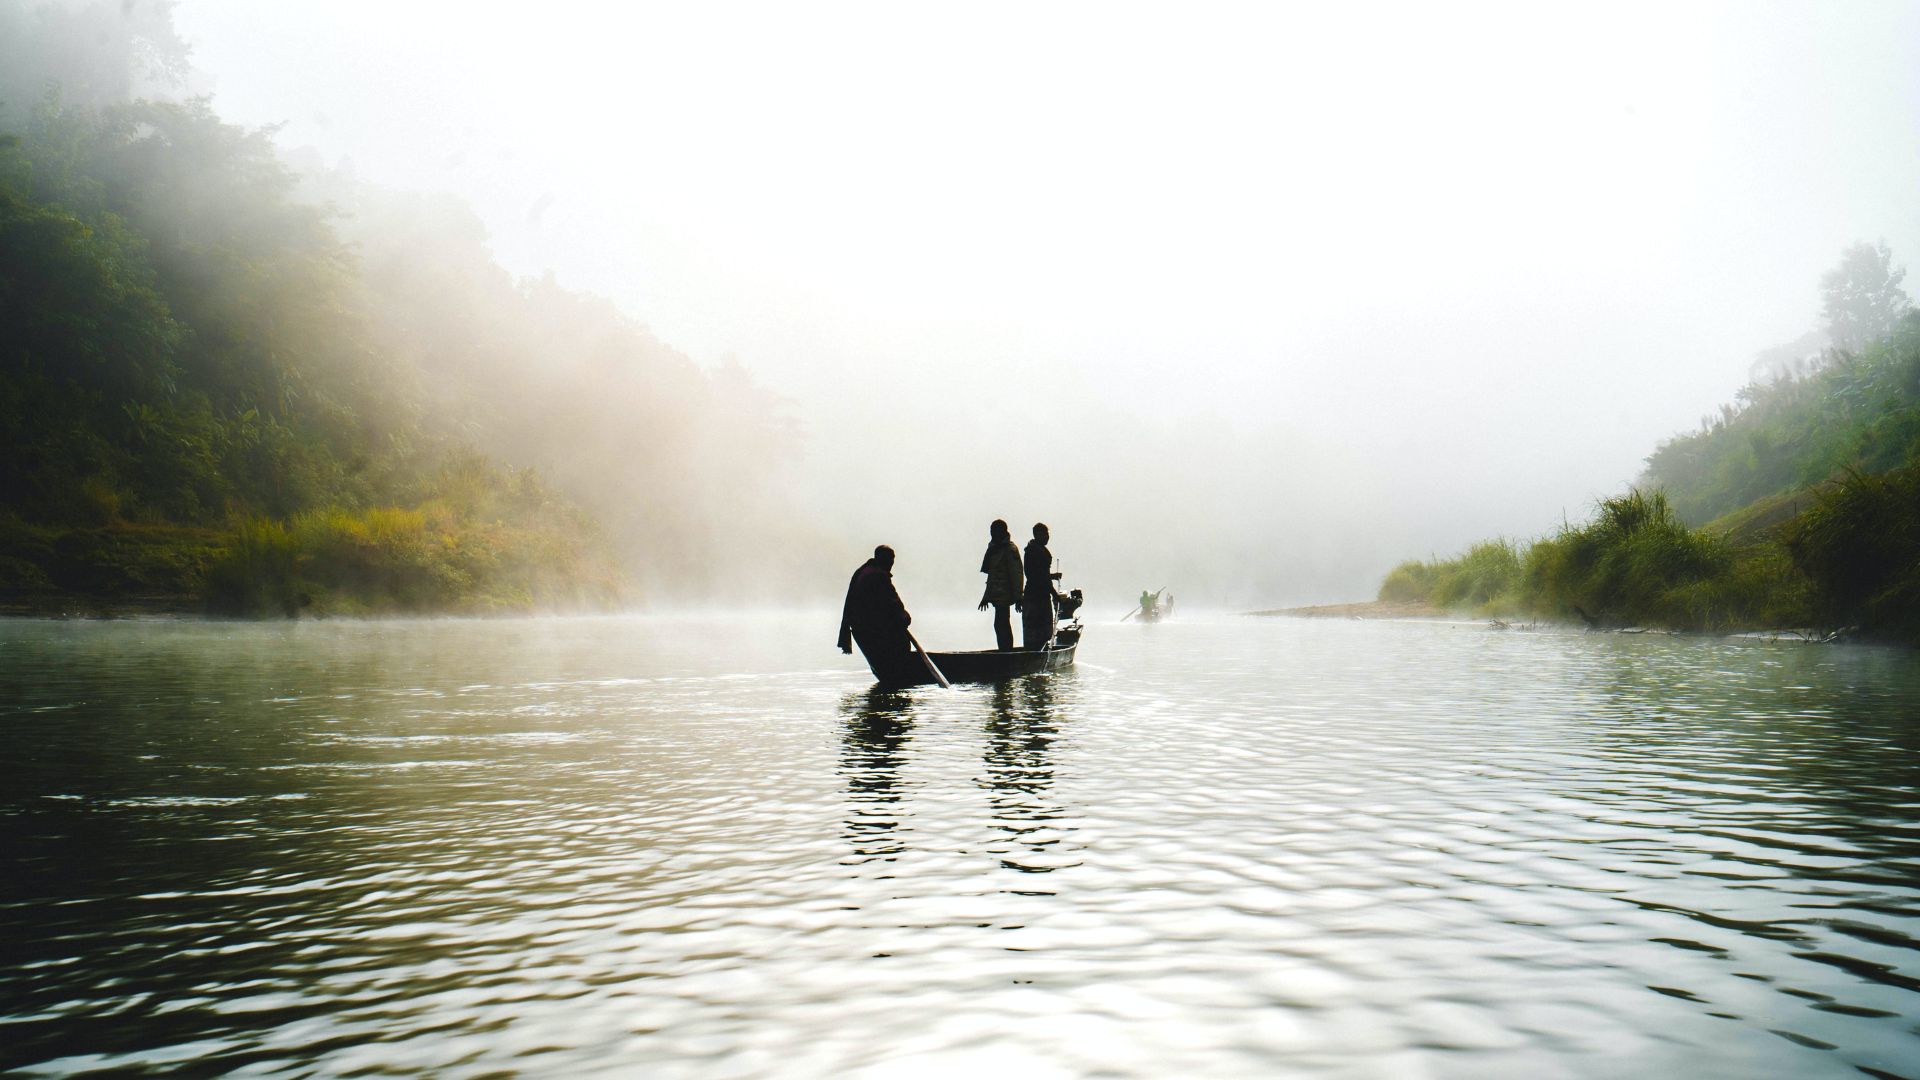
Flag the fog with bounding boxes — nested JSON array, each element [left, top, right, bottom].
[[155, 1, 1920, 607]]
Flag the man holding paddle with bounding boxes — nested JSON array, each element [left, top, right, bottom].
[[838, 545, 918, 683]]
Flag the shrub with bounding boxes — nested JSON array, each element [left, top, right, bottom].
[[1789, 463, 1920, 643], [1377, 560, 1439, 603], [196, 501, 623, 616], [294, 506, 466, 612], [204, 517, 304, 616], [1429, 540, 1522, 609], [1375, 541, 1523, 611], [1523, 490, 1735, 629]]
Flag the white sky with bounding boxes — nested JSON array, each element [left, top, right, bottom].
[[169, 0, 1920, 603]]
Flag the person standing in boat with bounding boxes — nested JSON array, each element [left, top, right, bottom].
[[839, 545, 915, 682], [977, 519, 1024, 651], [1022, 523, 1063, 650]]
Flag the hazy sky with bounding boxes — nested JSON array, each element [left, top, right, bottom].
[[168, 0, 1920, 604]]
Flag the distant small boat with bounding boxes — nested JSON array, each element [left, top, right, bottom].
[[1125, 588, 1173, 623]]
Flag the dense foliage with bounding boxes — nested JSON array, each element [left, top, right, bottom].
[[1643, 313, 1920, 527], [1379, 492, 1807, 632], [1382, 248, 1920, 644], [1788, 462, 1920, 643], [0, 0, 802, 613], [1378, 540, 1519, 610]]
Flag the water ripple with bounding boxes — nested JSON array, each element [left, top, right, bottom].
[[2, 614, 1918, 1077]]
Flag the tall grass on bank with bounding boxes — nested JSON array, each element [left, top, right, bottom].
[[203, 502, 623, 616], [203, 517, 304, 616], [1379, 490, 1814, 632], [0, 514, 226, 610], [1377, 560, 1440, 605], [1525, 490, 1736, 629], [1789, 462, 1920, 642], [1379, 541, 1522, 610]]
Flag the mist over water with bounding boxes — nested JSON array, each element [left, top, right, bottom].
[[6, 616, 1920, 1077]]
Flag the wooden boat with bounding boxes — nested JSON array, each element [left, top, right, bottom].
[[873, 636, 1077, 688], [1126, 588, 1172, 623], [862, 591, 1085, 688]]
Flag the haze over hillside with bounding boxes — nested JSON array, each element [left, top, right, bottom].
[[11, 0, 1920, 610]]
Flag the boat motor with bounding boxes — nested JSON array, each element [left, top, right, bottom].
[[1051, 588, 1085, 648], [1053, 588, 1085, 622]]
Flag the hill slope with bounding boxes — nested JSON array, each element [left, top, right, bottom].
[[1375, 265, 1920, 644]]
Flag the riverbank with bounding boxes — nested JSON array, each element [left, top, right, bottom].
[[1379, 297, 1920, 646], [0, 521, 220, 618], [1370, 470, 1918, 646], [1247, 599, 1452, 620], [0, 511, 624, 619]]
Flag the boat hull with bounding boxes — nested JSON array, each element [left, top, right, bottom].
[[868, 642, 1076, 688]]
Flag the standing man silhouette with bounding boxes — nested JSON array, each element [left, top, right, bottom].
[[1021, 523, 1062, 650]]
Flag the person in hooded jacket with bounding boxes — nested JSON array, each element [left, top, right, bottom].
[[838, 545, 915, 682], [976, 519, 1024, 650]]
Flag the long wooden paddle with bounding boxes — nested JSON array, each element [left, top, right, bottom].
[[905, 629, 952, 689]]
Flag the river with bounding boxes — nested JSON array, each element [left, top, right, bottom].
[[3, 613, 1918, 1077]]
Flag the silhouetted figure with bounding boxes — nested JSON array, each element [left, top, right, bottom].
[[1138, 589, 1157, 619], [977, 519, 1024, 651], [1163, 593, 1174, 618], [1022, 523, 1062, 650], [839, 545, 916, 683]]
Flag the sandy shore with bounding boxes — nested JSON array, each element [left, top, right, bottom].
[[1246, 599, 1454, 619]]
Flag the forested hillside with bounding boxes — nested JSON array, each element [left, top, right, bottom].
[[1644, 241, 1918, 528], [0, 0, 808, 614], [1379, 244, 1920, 644]]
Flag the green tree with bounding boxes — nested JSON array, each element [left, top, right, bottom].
[[0, 0, 190, 120], [0, 0, 812, 612], [1821, 241, 1911, 352]]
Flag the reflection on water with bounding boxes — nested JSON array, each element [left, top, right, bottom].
[[839, 677, 1078, 882], [982, 676, 1074, 878], [841, 687, 915, 863], [3, 613, 1920, 1077]]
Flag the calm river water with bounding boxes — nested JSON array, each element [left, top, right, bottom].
[[4, 613, 1920, 1078]]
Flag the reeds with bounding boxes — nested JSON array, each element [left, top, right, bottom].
[[202, 502, 623, 616], [1524, 490, 1733, 629], [1378, 489, 1816, 633], [1377, 541, 1523, 611], [203, 517, 304, 616], [1788, 462, 1920, 642], [1377, 560, 1440, 604]]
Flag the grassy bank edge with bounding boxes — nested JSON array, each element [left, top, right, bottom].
[[1362, 468, 1920, 646], [0, 506, 625, 618], [1247, 600, 1455, 620]]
